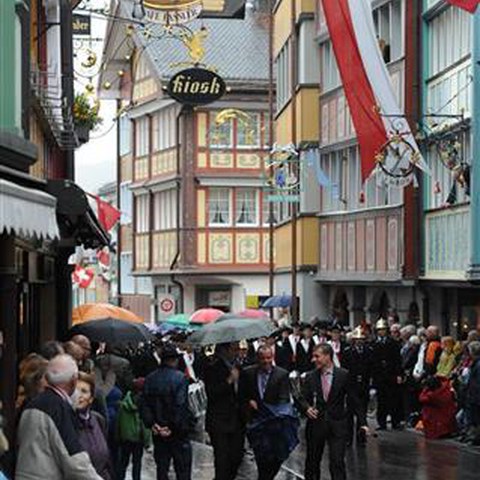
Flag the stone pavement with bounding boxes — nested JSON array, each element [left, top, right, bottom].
[[133, 426, 480, 480]]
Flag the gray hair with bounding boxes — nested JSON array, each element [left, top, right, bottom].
[[401, 325, 416, 338], [46, 354, 78, 386], [468, 341, 480, 359], [409, 335, 421, 346], [417, 327, 426, 338]]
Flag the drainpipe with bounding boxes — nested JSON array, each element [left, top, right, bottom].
[[170, 105, 188, 312], [59, 0, 74, 180], [468, 11, 480, 282]]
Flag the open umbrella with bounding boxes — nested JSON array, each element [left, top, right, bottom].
[[72, 303, 143, 325], [190, 308, 224, 325], [261, 295, 292, 309], [188, 317, 276, 346], [238, 309, 269, 319], [69, 319, 153, 348]]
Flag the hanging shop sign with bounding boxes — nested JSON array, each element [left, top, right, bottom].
[[143, 0, 203, 25], [158, 294, 176, 316], [167, 67, 226, 106], [72, 14, 91, 36]]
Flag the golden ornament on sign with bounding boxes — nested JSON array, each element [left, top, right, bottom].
[[103, 81, 112, 90], [81, 50, 97, 69], [118, 70, 125, 77], [85, 84, 95, 94]]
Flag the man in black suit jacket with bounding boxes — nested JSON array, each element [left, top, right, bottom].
[[239, 345, 291, 480], [299, 343, 369, 480], [203, 342, 244, 480]]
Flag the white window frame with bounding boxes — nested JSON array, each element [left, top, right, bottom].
[[237, 112, 261, 149], [235, 188, 259, 227], [135, 117, 150, 157], [208, 188, 232, 227], [135, 194, 150, 233]]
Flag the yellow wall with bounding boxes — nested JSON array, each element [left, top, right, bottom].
[[296, 0, 316, 20], [275, 217, 319, 269], [296, 87, 320, 143], [275, 103, 293, 145], [274, 0, 293, 57]]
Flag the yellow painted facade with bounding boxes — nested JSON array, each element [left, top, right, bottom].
[[197, 190, 206, 227], [197, 112, 208, 147], [274, 0, 292, 57], [152, 148, 176, 176], [275, 217, 319, 269], [152, 231, 177, 268], [197, 232, 207, 264], [135, 234, 150, 270], [275, 103, 293, 145], [296, 87, 320, 142], [134, 156, 149, 181]]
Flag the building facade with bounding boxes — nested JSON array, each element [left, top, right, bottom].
[[419, 1, 480, 337], [101, 1, 271, 320]]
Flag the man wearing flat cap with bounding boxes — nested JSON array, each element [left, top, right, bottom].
[[141, 343, 194, 480]]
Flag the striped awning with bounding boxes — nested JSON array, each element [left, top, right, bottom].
[[0, 178, 59, 239]]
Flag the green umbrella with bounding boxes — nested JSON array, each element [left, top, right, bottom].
[[165, 314, 190, 327], [188, 317, 276, 346]]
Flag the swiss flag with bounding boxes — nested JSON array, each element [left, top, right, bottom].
[[72, 265, 95, 288], [95, 196, 121, 232], [97, 248, 110, 269], [446, 0, 480, 12]]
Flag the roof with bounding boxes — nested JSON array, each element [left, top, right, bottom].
[[127, 4, 269, 84]]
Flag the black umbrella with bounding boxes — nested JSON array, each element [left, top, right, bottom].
[[69, 318, 154, 348]]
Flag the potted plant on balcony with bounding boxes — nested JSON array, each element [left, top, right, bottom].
[[73, 93, 102, 144]]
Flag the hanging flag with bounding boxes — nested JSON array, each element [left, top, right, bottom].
[[97, 248, 110, 269], [321, 0, 429, 182], [72, 265, 95, 289], [95, 196, 121, 232], [446, 0, 479, 13]]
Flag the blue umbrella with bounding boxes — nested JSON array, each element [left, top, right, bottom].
[[261, 295, 292, 308]]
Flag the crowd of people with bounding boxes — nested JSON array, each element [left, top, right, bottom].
[[0, 317, 478, 480]]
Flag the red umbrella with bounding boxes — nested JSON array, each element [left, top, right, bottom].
[[238, 309, 269, 319], [190, 308, 224, 324]]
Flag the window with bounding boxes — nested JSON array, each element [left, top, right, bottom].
[[208, 188, 231, 226], [120, 253, 134, 294], [135, 117, 150, 157], [210, 112, 233, 148], [320, 41, 341, 92], [152, 107, 177, 152], [298, 19, 320, 84], [119, 116, 132, 156], [235, 189, 258, 226], [276, 40, 292, 110], [427, 5, 471, 78], [120, 183, 133, 225], [262, 192, 277, 226], [237, 113, 261, 148], [136, 276, 153, 295], [153, 189, 177, 230], [372, 0, 404, 64], [135, 194, 150, 233]]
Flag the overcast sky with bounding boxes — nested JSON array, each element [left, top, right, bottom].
[[74, 0, 117, 194]]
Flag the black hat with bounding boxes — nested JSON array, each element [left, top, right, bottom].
[[300, 323, 313, 331], [160, 343, 181, 361], [329, 322, 344, 332]]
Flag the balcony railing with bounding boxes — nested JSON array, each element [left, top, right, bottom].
[[30, 63, 79, 150]]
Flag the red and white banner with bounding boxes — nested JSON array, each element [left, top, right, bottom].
[[72, 265, 95, 289], [447, 0, 480, 13], [95, 196, 121, 232], [321, 0, 429, 181]]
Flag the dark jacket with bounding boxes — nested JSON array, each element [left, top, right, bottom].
[[77, 410, 113, 480], [298, 367, 366, 427], [295, 339, 316, 374], [275, 340, 295, 372], [467, 358, 480, 408], [239, 366, 290, 422], [141, 365, 193, 439], [342, 343, 373, 390], [16, 388, 102, 480], [371, 337, 402, 386], [203, 355, 243, 434]]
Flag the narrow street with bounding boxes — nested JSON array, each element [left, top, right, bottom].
[[135, 428, 480, 480]]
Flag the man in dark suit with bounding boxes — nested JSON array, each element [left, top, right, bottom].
[[371, 318, 403, 430], [299, 343, 369, 480], [341, 327, 373, 445], [203, 342, 244, 480], [239, 345, 291, 480]]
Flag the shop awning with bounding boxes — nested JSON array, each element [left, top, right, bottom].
[[47, 179, 111, 250], [0, 178, 59, 239]]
